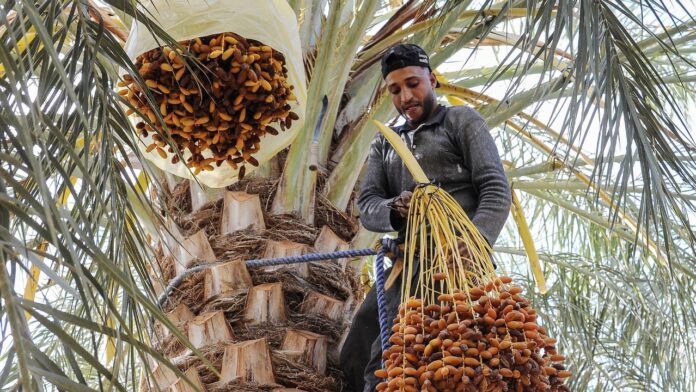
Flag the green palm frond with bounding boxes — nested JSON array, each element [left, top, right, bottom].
[[495, 177, 696, 390], [0, 1, 203, 390], [1, 0, 696, 391], [497, 0, 696, 255]]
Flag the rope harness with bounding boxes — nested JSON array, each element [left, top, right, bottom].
[[374, 237, 403, 352], [156, 238, 404, 353]]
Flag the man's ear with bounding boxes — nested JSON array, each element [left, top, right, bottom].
[[429, 71, 437, 88]]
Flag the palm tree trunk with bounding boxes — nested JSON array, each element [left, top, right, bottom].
[[143, 172, 361, 391]]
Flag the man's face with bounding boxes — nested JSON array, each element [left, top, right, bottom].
[[385, 66, 437, 125]]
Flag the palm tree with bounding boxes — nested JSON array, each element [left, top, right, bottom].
[[1, 0, 695, 391]]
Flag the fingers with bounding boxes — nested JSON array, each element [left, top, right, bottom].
[[457, 240, 469, 258], [397, 205, 409, 218], [459, 245, 469, 257], [393, 191, 414, 218], [401, 191, 413, 204]]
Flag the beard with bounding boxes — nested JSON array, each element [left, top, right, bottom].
[[401, 91, 437, 126]]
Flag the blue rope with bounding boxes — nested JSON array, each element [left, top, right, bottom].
[[158, 240, 404, 353], [158, 248, 378, 306], [245, 248, 377, 267], [375, 239, 391, 353], [247, 240, 401, 357], [246, 241, 401, 354]]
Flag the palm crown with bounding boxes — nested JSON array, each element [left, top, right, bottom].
[[1, 0, 695, 391]]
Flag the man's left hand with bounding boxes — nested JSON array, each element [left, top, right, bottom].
[[392, 191, 413, 218], [457, 240, 470, 259], [454, 239, 472, 271]]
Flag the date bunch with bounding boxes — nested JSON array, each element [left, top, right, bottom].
[[119, 32, 298, 178], [376, 277, 572, 392]]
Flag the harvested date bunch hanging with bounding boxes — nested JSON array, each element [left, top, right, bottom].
[[375, 277, 571, 392], [371, 122, 572, 391], [119, 32, 298, 178]]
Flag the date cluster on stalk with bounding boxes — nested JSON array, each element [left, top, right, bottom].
[[118, 32, 298, 178], [376, 277, 572, 392]]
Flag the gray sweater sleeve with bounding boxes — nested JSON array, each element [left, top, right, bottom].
[[452, 107, 511, 245], [357, 136, 400, 233]]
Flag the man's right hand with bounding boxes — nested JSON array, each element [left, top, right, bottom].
[[392, 191, 413, 218]]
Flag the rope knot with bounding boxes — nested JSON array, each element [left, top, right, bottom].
[[382, 237, 404, 260]]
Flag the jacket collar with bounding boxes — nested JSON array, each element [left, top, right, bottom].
[[396, 104, 447, 134]]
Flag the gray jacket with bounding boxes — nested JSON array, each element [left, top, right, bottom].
[[358, 105, 511, 246]]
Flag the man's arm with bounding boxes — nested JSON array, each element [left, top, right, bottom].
[[453, 107, 511, 245], [357, 136, 403, 232]]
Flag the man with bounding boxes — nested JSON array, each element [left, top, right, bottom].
[[339, 44, 511, 391]]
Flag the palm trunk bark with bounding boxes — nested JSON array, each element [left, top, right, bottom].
[[142, 173, 362, 392]]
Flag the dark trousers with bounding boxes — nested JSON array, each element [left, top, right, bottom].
[[340, 263, 420, 392]]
